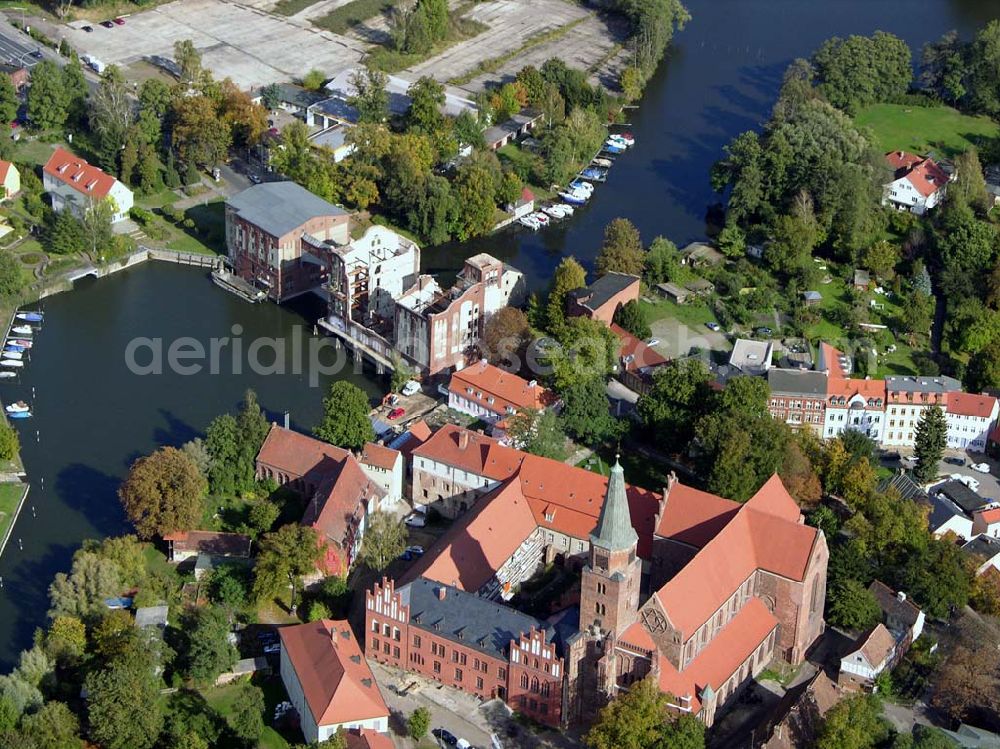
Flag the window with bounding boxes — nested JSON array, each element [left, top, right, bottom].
[[531, 677, 540, 693], [371, 619, 379, 632], [452, 650, 460, 662], [372, 637, 379, 651], [413, 635, 422, 648], [393, 627, 401, 642], [455, 668, 463, 681], [477, 677, 484, 690], [433, 661, 441, 674], [383, 642, 390, 654], [521, 673, 529, 689], [393, 646, 400, 658], [383, 624, 390, 637], [498, 667, 506, 679], [541, 682, 550, 697]]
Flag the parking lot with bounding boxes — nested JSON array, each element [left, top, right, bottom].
[[58, 0, 365, 89]]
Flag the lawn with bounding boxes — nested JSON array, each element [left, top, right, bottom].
[[855, 103, 1000, 158], [639, 296, 718, 329], [312, 0, 393, 34], [0, 481, 26, 552], [273, 0, 324, 15], [201, 675, 298, 749]]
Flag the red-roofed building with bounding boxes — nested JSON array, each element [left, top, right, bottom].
[[256, 425, 386, 574], [448, 360, 557, 437], [359, 442, 403, 502], [611, 323, 669, 394], [278, 619, 389, 743], [42, 147, 133, 223], [973, 507, 1000, 539], [0, 161, 20, 201], [945, 392, 999, 452], [882, 151, 952, 215], [343, 728, 394, 749], [383, 423, 827, 728]]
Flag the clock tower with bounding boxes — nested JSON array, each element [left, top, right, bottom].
[[579, 457, 642, 637]]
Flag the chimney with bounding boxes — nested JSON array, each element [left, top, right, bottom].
[[458, 430, 470, 450], [436, 586, 447, 601], [283, 411, 290, 429], [897, 591, 907, 603], [666, 470, 678, 495], [528, 380, 537, 388]]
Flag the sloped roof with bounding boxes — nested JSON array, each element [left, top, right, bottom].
[[567, 272, 640, 314], [658, 597, 778, 713], [591, 458, 638, 551], [868, 580, 921, 629], [162, 530, 252, 557], [885, 151, 950, 197], [449, 361, 556, 414], [612, 323, 669, 372], [877, 471, 928, 502], [278, 620, 388, 728], [976, 508, 1000, 526], [936, 480, 987, 516], [227, 181, 346, 238], [359, 442, 400, 471], [947, 392, 998, 419], [43, 147, 118, 199], [344, 729, 394, 749], [411, 424, 523, 480], [768, 369, 828, 396], [818, 342, 849, 379], [257, 423, 349, 480], [654, 483, 740, 548], [827, 378, 885, 404], [849, 623, 896, 668], [655, 476, 817, 639], [0, 160, 13, 184]]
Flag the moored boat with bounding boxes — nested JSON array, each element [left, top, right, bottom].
[[593, 157, 613, 168], [5, 401, 28, 413], [5, 345, 24, 353], [16, 312, 42, 323], [8, 410, 31, 419], [532, 212, 550, 226], [519, 215, 541, 230], [1, 359, 24, 368], [559, 191, 588, 205], [542, 205, 566, 219], [2, 351, 23, 360], [0, 371, 16, 379], [11, 326, 32, 336], [7, 340, 31, 348]]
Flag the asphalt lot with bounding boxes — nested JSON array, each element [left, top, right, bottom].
[[59, 0, 365, 89], [883, 450, 1000, 501], [0, 30, 40, 69]]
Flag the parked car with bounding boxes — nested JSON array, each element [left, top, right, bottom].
[[755, 326, 773, 336], [945, 456, 966, 466], [263, 642, 280, 654], [433, 729, 459, 747], [401, 379, 421, 396], [705, 322, 720, 331], [248, 174, 262, 184], [388, 407, 405, 420], [406, 545, 424, 557], [100, 20, 115, 27], [404, 512, 426, 528], [971, 462, 991, 474], [646, 338, 660, 347], [950, 473, 980, 492], [30, 49, 42, 59], [82, 25, 93, 31], [113, 16, 126, 24]]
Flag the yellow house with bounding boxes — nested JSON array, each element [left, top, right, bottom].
[[0, 161, 20, 201]]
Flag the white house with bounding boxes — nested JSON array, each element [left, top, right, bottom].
[[869, 581, 924, 646], [882, 151, 951, 215], [972, 507, 1000, 539], [882, 375, 960, 448], [359, 442, 404, 505], [823, 378, 887, 442], [840, 623, 897, 683], [329, 225, 420, 323], [447, 359, 556, 434], [945, 392, 1000, 452], [42, 147, 133, 224], [279, 619, 389, 744], [961, 534, 1000, 576]]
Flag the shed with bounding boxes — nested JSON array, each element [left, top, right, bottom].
[[680, 242, 724, 267], [656, 282, 689, 304], [853, 269, 871, 289], [803, 290, 822, 306], [684, 278, 715, 296]]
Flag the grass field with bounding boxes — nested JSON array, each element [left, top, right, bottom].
[[0, 482, 26, 554], [855, 103, 1000, 158], [201, 676, 297, 749], [312, 0, 393, 34], [640, 297, 718, 329]]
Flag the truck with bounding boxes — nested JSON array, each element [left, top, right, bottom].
[[81, 55, 106, 73]]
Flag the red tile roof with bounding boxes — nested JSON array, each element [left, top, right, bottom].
[[43, 147, 117, 199], [655, 476, 817, 639], [976, 508, 1000, 525], [0, 160, 12, 184], [819, 342, 847, 379], [619, 620, 657, 651], [658, 597, 777, 713], [655, 483, 740, 548], [278, 620, 388, 728], [412, 424, 524, 481], [854, 623, 896, 668], [885, 151, 949, 197], [359, 442, 400, 471], [344, 729, 393, 749], [449, 361, 556, 415], [611, 324, 669, 372], [162, 530, 252, 557], [827, 378, 886, 404], [947, 392, 999, 419], [257, 424, 350, 482]]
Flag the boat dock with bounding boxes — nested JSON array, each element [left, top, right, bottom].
[[211, 268, 267, 304]]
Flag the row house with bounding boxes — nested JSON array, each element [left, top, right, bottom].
[[766, 369, 828, 433], [366, 578, 565, 727], [945, 392, 1000, 452], [823, 378, 886, 442], [447, 360, 557, 440], [882, 375, 960, 448]]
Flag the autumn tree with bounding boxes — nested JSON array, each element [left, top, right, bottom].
[[119, 446, 207, 538], [220, 79, 268, 148], [314, 381, 374, 450], [596, 218, 644, 277], [932, 616, 1000, 726], [359, 510, 407, 572], [172, 95, 232, 169], [482, 307, 531, 369], [586, 676, 704, 749]]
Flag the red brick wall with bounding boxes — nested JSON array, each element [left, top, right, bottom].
[[568, 278, 640, 326], [507, 628, 564, 726]]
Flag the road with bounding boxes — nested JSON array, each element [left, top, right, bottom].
[[0, 28, 40, 69]]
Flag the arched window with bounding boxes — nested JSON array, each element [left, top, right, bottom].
[[521, 673, 529, 689], [531, 677, 540, 693]]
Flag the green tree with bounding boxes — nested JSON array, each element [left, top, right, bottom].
[[559, 378, 621, 448], [359, 510, 407, 572], [44, 615, 86, 664], [47, 551, 122, 619], [716, 224, 746, 258], [90, 66, 135, 167], [174, 39, 203, 85], [644, 236, 681, 285], [451, 158, 500, 240], [816, 694, 889, 749], [549, 317, 618, 392], [596, 218, 644, 277], [0, 250, 26, 299], [260, 83, 281, 110], [205, 413, 240, 495], [827, 579, 882, 630], [248, 500, 280, 536], [21, 700, 81, 749], [86, 646, 164, 749], [545, 256, 587, 332], [637, 360, 712, 451], [408, 707, 431, 740], [118, 446, 207, 538], [349, 68, 389, 124], [228, 683, 265, 746], [913, 405, 946, 483], [119, 137, 139, 187], [306, 599, 331, 622], [613, 299, 651, 340], [812, 31, 912, 113], [0, 74, 17, 125], [27, 60, 68, 131], [966, 339, 1000, 392], [0, 419, 19, 461], [407, 76, 445, 133], [301, 69, 326, 91], [620, 66, 643, 102], [185, 606, 237, 685], [507, 409, 567, 460], [252, 524, 322, 609], [314, 381, 374, 450], [61, 57, 88, 126], [209, 563, 251, 612], [585, 676, 702, 749], [862, 240, 899, 280]]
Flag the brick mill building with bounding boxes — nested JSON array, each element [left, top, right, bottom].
[[225, 181, 351, 302], [367, 426, 828, 728]]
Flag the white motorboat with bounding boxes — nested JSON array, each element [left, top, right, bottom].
[[15, 311, 42, 323], [569, 180, 593, 193], [7, 339, 31, 348], [5, 401, 28, 413], [593, 157, 613, 168], [1, 359, 23, 368], [532, 212, 550, 226], [542, 205, 566, 219], [0, 371, 16, 379], [11, 326, 32, 336], [559, 203, 575, 216], [519, 215, 541, 230], [2, 351, 23, 361]]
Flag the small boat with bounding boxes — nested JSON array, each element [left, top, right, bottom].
[[0, 371, 16, 379], [592, 157, 613, 168], [569, 180, 593, 194], [11, 326, 32, 336], [1, 359, 23, 368], [5, 401, 28, 413], [532, 212, 550, 226], [559, 191, 589, 205], [8, 410, 31, 419], [7, 340, 31, 348], [16, 312, 42, 323], [519, 215, 541, 230], [603, 142, 625, 154], [5, 345, 24, 353], [608, 133, 634, 146], [580, 166, 607, 181], [2, 351, 23, 361], [542, 205, 566, 219]]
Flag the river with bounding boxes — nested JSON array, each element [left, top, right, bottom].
[[2, 0, 999, 669]]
